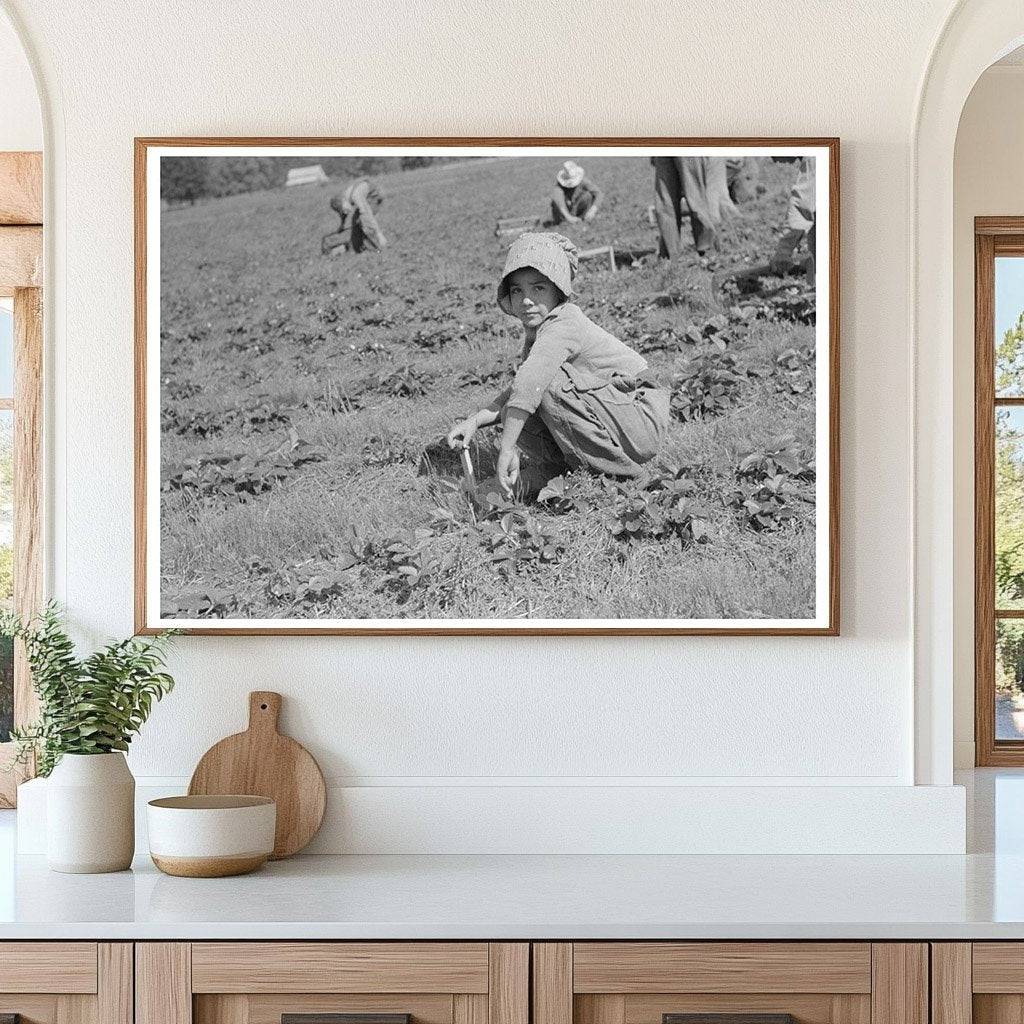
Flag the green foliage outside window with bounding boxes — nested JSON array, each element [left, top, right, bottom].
[[996, 314, 1024, 695]]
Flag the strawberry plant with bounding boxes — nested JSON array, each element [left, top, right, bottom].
[[266, 561, 353, 604], [162, 406, 226, 438], [736, 437, 815, 483], [361, 434, 414, 467], [373, 529, 443, 600], [361, 306, 401, 328], [536, 474, 580, 514], [693, 312, 750, 348], [455, 366, 506, 388], [164, 435, 325, 499], [725, 475, 805, 532], [774, 346, 814, 395], [410, 326, 450, 351], [602, 469, 714, 547], [669, 350, 746, 421], [477, 509, 565, 575], [162, 392, 294, 438], [410, 323, 473, 350], [162, 589, 237, 617], [346, 339, 390, 359], [375, 364, 436, 399], [634, 310, 749, 355], [241, 393, 294, 433], [266, 526, 375, 605], [633, 326, 680, 354], [737, 286, 815, 325]]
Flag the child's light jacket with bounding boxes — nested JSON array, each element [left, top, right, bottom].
[[499, 303, 649, 415]]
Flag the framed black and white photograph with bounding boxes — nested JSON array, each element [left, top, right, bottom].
[[135, 138, 839, 635]]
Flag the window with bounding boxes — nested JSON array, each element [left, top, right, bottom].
[[0, 150, 43, 805], [975, 221, 1024, 764]]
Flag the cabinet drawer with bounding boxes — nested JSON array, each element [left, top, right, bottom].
[[973, 943, 1024, 992], [191, 943, 490, 993], [572, 943, 872, 994], [0, 942, 130, 1024], [0, 942, 98, 993], [139, 942, 528, 1024], [534, 944, 925, 1024]]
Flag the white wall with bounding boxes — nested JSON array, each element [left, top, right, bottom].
[[953, 65, 1024, 767], [0, 0, 974, 851], [0, 8, 40, 151]]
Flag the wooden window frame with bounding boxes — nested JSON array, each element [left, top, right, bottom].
[[0, 151, 43, 806]]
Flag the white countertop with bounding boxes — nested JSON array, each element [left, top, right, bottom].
[[1, 769, 1021, 941], [0, 849, 1022, 940]]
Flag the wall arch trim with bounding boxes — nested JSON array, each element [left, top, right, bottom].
[[912, 0, 1024, 784]]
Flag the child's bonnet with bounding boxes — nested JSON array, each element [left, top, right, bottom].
[[496, 232, 579, 315]]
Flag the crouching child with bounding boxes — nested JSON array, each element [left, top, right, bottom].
[[447, 232, 669, 499]]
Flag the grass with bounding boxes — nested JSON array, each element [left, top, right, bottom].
[[158, 155, 818, 621]]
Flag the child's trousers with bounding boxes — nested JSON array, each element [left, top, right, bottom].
[[513, 364, 669, 488]]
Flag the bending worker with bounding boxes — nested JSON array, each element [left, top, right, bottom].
[[322, 176, 388, 254], [548, 161, 603, 226]]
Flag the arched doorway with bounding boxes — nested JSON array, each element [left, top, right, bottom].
[[914, 0, 1024, 784]]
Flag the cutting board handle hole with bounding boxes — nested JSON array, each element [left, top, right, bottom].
[[260, 702, 268, 710]]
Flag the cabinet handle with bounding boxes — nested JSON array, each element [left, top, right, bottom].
[[283, 1016, 411, 1024], [664, 1016, 796, 1024]]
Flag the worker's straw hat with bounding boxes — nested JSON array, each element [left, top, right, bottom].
[[496, 232, 579, 315], [556, 160, 585, 188]]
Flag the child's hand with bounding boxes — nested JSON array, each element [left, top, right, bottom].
[[497, 448, 520, 498], [447, 417, 478, 449]]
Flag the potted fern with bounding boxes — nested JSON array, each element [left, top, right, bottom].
[[2, 604, 176, 873]]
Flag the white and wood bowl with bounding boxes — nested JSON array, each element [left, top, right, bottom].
[[147, 795, 276, 877]]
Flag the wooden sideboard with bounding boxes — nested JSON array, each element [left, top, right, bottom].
[[3, 940, 1021, 1024]]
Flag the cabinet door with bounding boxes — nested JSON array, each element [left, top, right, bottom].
[[0, 942, 132, 1024], [936, 943, 1024, 1024], [534, 943, 927, 1024], [137, 942, 528, 1024]]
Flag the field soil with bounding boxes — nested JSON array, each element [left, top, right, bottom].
[[159, 155, 817, 621]]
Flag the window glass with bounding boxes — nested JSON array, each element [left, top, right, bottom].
[[997, 619, 1024, 740], [0, 299, 12, 399], [996, 256, 1024, 397], [997, 407, 1024, 609]]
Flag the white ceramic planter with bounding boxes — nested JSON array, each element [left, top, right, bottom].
[[46, 752, 135, 873]]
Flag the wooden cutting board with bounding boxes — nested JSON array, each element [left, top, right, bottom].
[[188, 691, 326, 859]]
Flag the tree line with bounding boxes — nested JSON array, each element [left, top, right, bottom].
[[160, 155, 461, 204]]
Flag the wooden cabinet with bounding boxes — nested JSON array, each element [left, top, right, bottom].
[[136, 943, 528, 1024], [532, 944, 928, 1024], [0, 942, 132, 1024]]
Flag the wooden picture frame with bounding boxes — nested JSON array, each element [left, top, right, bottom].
[[135, 137, 839, 636]]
